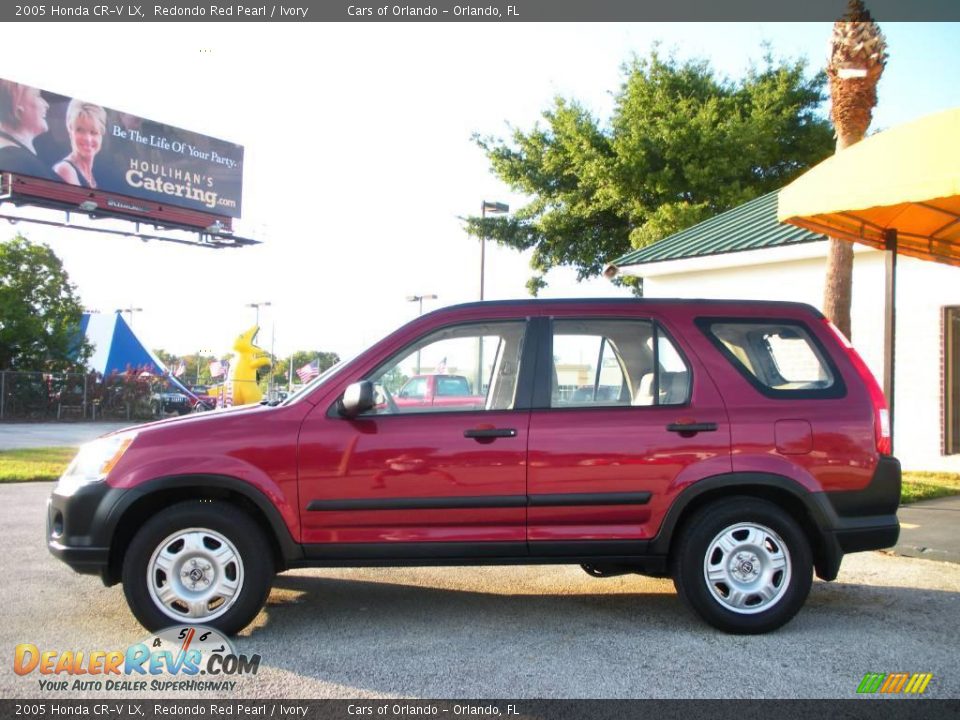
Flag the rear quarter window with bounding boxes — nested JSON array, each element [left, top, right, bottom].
[[698, 318, 846, 399]]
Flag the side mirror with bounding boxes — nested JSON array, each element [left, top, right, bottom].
[[339, 381, 374, 418]]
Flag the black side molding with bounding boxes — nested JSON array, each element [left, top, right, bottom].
[[528, 492, 651, 507], [307, 492, 652, 512], [307, 495, 527, 511]]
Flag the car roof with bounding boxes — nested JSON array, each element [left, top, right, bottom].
[[423, 297, 823, 317]]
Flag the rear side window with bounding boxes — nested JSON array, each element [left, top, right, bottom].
[[701, 320, 844, 399]]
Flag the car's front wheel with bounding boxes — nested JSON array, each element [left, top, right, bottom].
[[672, 497, 812, 634], [121, 501, 274, 635]]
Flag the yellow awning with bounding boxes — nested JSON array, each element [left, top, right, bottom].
[[778, 107, 960, 266]]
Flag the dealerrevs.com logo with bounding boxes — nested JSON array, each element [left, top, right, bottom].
[[14, 626, 260, 693]]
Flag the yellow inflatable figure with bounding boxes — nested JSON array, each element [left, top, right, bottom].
[[226, 326, 271, 406]]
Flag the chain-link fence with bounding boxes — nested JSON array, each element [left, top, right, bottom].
[[0, 371, 157, 422]]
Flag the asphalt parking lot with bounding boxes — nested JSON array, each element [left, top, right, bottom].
[[3, 479, 959, 700], [0, 421, 134, 449]]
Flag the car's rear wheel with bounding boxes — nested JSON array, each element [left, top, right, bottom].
[[121, 501, 273, 635], [672, 497, 812, 634]]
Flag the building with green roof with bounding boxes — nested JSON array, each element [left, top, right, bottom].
[[603, 189, 960, 473]]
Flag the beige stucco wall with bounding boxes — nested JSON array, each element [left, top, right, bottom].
[[639, 243, 960, 472]]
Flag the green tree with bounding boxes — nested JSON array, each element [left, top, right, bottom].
[[181, 353, 216, 386], [153, 348, 180, 372], [0, 234, 90, 371], [466, 50, 835, 293]]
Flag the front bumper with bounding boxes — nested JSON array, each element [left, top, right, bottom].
[[46, 480, 121, 581]]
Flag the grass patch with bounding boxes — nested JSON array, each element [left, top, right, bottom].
[[901, 471, 960, 505], [0, 446, 76, 483]]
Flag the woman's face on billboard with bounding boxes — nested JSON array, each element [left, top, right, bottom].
[[18, 87, 49, 136], [70, 113, 103, 160]]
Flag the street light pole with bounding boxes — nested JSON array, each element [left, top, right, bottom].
[[115, 306, 143, 326], [478, 201, 508, 394], [406, 294, 438, 374], [269, 321, 276, 399], [479, 200, 509, 301]]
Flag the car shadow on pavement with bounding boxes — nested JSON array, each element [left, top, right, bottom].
[[264, 570, 688, 630], [220, 569, 960, 698]]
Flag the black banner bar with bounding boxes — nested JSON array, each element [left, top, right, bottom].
[[2, 699, 960, 720], [1, 0, 958, 22]]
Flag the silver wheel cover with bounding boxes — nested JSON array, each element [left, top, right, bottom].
[[703, 522, 792, 615], [147, 527, 245, 623]]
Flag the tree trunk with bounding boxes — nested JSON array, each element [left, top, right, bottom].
[[821, 132, 859, 339], [823, 239, 855, 339]]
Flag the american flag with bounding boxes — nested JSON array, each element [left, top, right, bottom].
[[209, 360, 225, 378], [297, 360, 319, 383], [173, 360, 186, 377]]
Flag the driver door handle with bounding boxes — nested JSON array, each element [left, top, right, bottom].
[[464, 428, 518, 439], [666, 422, 718, 434]]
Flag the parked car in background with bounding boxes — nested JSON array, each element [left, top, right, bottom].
[[149, 382, 191, 416], [189, 385, 217, 411], [393, 373, 486, 411], [48, 299, 899, 636]]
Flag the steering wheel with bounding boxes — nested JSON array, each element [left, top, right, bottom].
[[374, 383, 399, 415]]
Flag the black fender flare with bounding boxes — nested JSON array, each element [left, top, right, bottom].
[[649, 472, 841, 579], [102, 474, 303, 567]]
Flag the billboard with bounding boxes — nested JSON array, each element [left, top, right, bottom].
[[0, 77, 243, 223]]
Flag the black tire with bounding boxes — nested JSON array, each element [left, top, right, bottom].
[[672, 497, 812, 634], [121, 500, 274, 635]]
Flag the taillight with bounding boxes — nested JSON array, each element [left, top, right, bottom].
[[823, 319, 892, 456]]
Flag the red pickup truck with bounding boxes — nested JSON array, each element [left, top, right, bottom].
[[394, 374, 486, 411]]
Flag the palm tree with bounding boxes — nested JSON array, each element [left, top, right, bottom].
[[822, 0, 887, 339]]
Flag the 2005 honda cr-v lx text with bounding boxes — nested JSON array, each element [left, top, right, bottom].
[[48, 299, 900, 635]]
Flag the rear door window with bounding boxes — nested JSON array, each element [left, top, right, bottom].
[[701, 320, 844, 398], [550, 319, 691, 407]]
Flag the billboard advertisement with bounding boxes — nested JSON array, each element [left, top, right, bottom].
[[0, 77, 243, 220]]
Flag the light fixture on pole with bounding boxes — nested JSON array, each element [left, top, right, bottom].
[[479, 200, 509, 301], [407, 294, 438, 374], [115, 306, 143, 326], [246, 301, 271, 327], [406, 294, 438, 316]]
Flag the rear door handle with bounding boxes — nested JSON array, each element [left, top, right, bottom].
[[464, 428, 518, 440], [666, 422, 718, 434]]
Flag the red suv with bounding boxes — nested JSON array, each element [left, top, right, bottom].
[[47, 299, 899, 635]]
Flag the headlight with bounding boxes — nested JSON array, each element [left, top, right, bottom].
[[55, 434, 136, 495]]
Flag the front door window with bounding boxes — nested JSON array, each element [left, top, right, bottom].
[[366, 321, 526, 414]]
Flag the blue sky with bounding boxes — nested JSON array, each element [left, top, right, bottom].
[[2, 21, 958, 360]]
